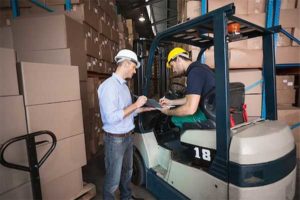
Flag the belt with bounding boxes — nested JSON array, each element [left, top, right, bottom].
[[104, 130, 134, 138]]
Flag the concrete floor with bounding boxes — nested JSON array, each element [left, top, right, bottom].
[[82, 147, 299, 200]]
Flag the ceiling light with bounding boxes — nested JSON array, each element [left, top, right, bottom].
[[139, 13, 145, 22]]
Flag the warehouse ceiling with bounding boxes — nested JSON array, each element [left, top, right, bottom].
[[116, 0, 178, 39]]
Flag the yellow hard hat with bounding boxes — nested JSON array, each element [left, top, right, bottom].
[[166, 47, 189, 68]]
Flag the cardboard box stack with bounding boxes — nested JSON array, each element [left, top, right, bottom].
[[2, 0, 135, 161], [118, 15, 131, 49], [0, 47, 29, 198], [80, 78, 104, 160], [0, 45, 87, 198]]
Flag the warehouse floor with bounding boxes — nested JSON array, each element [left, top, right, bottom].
[[83, 146, 300, 200], [82, 146, 156, 200]]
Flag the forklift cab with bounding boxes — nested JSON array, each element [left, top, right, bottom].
[[132, 4, 296, 200]]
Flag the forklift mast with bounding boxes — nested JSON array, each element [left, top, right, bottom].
[[138, 3, 277, 182]]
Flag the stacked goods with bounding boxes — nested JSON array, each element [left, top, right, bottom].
[[0, 46, 86, 199], [118, 15, 131, 49], [80, 78, 104, 160], [5, 0, 135, 161], [12, 14, 87, 80]]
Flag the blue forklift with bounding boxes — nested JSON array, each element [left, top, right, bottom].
[[131, 3, 297, 200]]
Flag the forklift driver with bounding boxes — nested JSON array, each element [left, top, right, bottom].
[[159, 47, 215, 128]]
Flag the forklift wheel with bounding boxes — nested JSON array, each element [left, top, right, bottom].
[[132, 150, 145, 186]]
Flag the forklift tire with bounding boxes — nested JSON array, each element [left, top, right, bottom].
[[132, 150, 145, 186]]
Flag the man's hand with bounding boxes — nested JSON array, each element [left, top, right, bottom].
[[135, 95, 147, 108], [160, 107, 170, 115], [159, 96, 172, 107]]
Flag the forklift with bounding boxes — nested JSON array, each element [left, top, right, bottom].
[[131, 4, 297, 200]]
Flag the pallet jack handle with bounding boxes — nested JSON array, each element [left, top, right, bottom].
[[0, 130, 57, 200]]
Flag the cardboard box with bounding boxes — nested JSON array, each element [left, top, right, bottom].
[[230, 49, 263, 68], [12, 14, 84, 51], [41, 168, 83, 200], [99, 10, 112, 39], [100, 36, 113, 62], [228, 40, 248, 49], [281, 0, 297, 9], [229, 69, 262, 94], [0, 27, 13, 48], [185, 0, 201, 19], [276, 46, 300, 64], [292, 28, 300, 46], [208, 0, 248, 14], [117, 15, 128, 33], [245, 94, 262, 116], [26, 100, 84, 141], [17, 48, 87, 81], [247, 37, 262, 49], [111, 28, 119, 43], [126, 19, 134, 35], [277, 89, 296, 105], [0, 168, 83, 200], [0, 8, 12, 26], [0, 182, 32, 200], [278, 105, 300, 126], [67, 2, 99, 31], [84, 23, 100, 58], [84, 1, 100, 31], [248, 0, 266, 14], [206, 49, 263, 69], [280, 9, 300, 28], [99, 0, 116, 18], [86, 56, 106, 73], [38, 134, 86, 183], [276, 75, 295, 90], [236, 13, 266, 27], [277, 28, 292, 47], [0, 48, 19, 96], [18, 62, 81, 106], [0, 96, 29, 194]]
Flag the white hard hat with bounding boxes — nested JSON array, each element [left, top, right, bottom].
[[114, 49, 141, 68]]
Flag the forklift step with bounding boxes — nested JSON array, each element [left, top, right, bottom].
[[152, 165, 168, 178]]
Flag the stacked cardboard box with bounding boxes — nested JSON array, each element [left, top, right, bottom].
[[12, 13, 87, 80], [0, 48, 28, 197], [0, 47, 86, 198], [17, 62, 86, 199], [67, 0, 120, 75], [8, 0, 135, 159], [118, 15, 131, 49], [80, 78, 104, 160]]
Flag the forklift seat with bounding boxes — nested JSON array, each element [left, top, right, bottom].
[[182, 82, 245, 131]]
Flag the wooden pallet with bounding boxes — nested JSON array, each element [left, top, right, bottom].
[[72, 182, 96, 200]]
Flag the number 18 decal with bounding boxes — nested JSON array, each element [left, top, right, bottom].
[[194, 147, 211, 161]]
